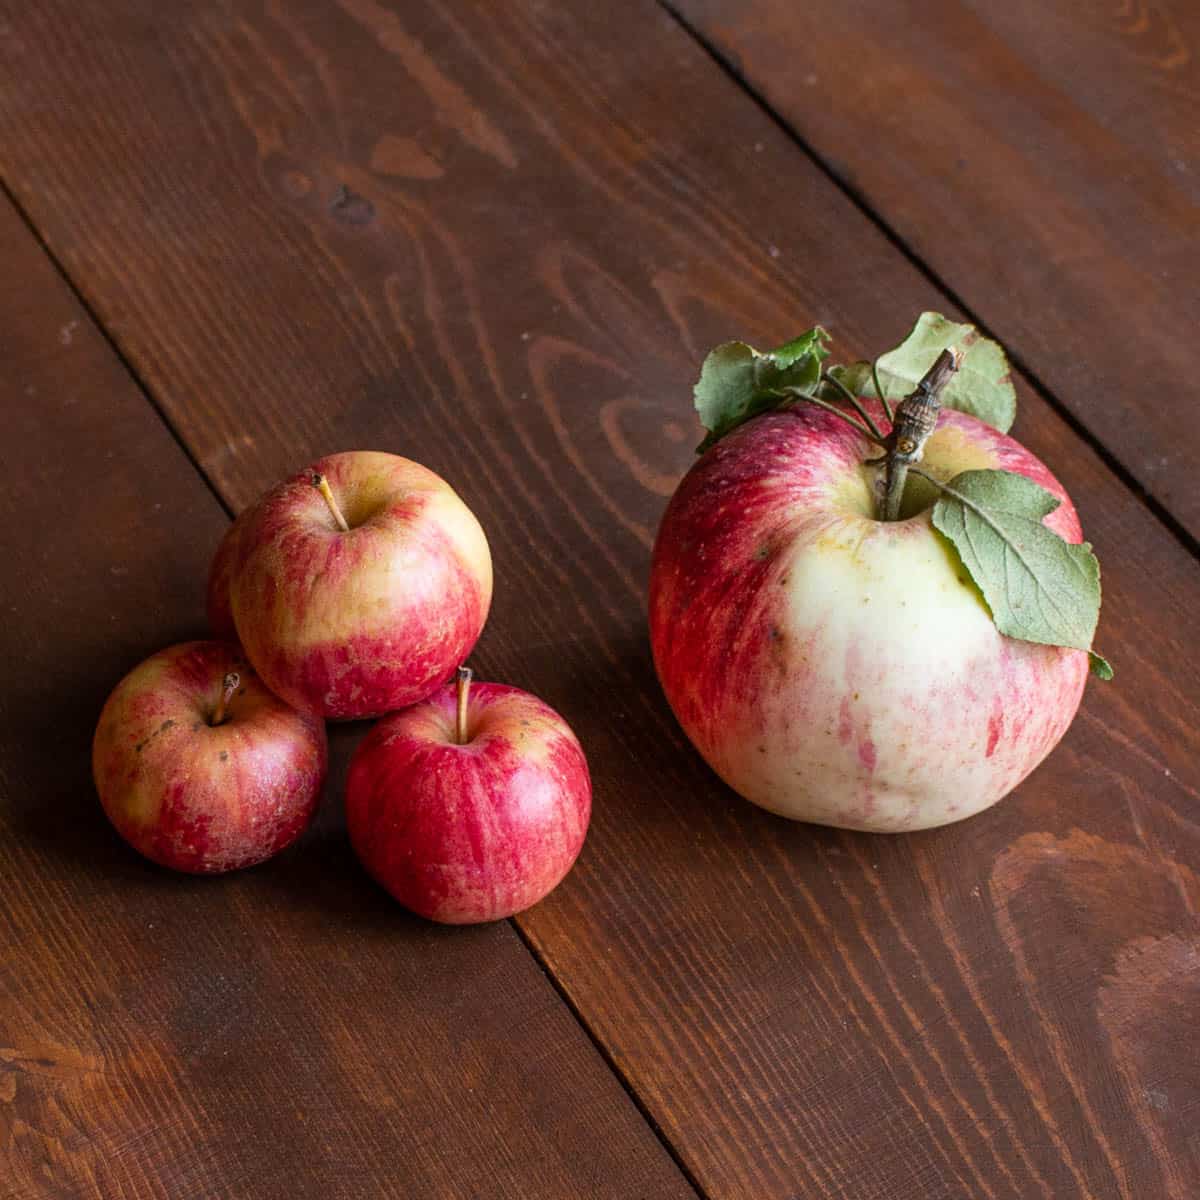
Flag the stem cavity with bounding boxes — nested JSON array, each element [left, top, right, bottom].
[[877, 348, 962, 522], [212, 672, 240, 726], [455, 666, 473, 745], [312, 473, 350, 532]]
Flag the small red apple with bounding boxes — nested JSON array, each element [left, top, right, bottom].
[[345, 669, 591, 923], [92, 641, 327, 873], [224, 451, 493, 720], [206, 507, 250, 641]]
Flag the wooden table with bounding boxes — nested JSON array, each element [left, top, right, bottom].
[[2, 3, 1196, 1197]]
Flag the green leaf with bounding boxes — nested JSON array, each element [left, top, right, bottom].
[[826, 361, 874, 397], [693, 328, 829, 452], [693, 341, 760, 451], [769, 328, 830, 372], [832, 312, 1017, 432], [931, 469, 1109, 671], [1088, 652, 1114, 680]]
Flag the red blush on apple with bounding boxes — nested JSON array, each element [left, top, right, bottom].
[[346, 669, 591, 924]]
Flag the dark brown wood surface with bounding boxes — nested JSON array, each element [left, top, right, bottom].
[[668, 0, 1200, 541], [0, 195, 696, 1199], [1, 2, 1197, 1198]]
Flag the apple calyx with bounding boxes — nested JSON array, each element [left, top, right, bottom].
[[455, 666, 473, 745], [211, 672, 240, 726], [311, 473, 350, 532], [688, 313, 1112, 679]]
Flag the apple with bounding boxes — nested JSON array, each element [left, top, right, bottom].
[[345, 669, 591, 923], [206, 507, 250, 641], [93, 641, 327, 873], [649, 402, 1089, 832], [225, 451, 493, 720]]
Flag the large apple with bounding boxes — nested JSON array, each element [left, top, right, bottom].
[[226, 451, 492, 719], [649, 402, 1089, 832], [345, 670, 591, 923], [93, 641, 327, 872]]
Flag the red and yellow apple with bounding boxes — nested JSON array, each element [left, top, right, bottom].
[[206, 506, 250, 641], [649, 403, 1088, 832], [93, 641, 327, 873], [221, 451, 492, 720], [345, 672, 591, 923]]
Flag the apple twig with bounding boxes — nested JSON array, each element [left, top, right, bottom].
[[878, 348, 962, 522]]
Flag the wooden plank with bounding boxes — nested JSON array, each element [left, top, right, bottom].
[[2, 2, 1198, 1197], [961, 0, 1200, 197], [667, 0, 1200, 539], [0, 197, 696, 1200]]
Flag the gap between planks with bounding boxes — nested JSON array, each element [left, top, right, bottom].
[[511, 920, 711, 1198], [0, 177, 235, 524]]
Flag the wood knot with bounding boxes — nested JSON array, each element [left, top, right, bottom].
[[330, 184, 375, 226]]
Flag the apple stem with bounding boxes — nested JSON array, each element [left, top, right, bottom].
[[312, 474, 350, 532], [819, 371, 887, 442], [211, 672, 240, 726], [871, 360, 894, 424], [877, 348, 962, 522], [781, 388, 887, 448], [455, 666, 473, 745]]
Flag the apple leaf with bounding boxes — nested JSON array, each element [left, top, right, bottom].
[[931, 469, 1109, 674], [694, 327, 830, 452], [830, 312, 1017, 433], [825, 360, 874, 397], [768, 330, 829, 372]]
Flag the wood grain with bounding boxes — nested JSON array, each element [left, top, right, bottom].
[[963, 0, 1199, 204], [0, 195, 696, 1200], [668, 0, 1200, 540], [2, 1, 1198, 1197]]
